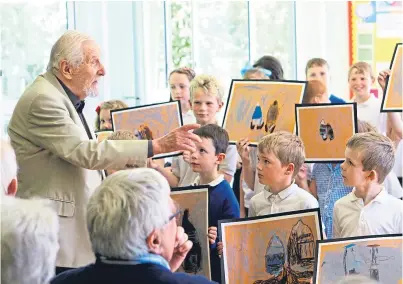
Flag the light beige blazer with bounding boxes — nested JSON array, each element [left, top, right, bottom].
[[8, 71, 148, 268]]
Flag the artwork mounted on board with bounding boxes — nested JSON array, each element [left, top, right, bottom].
[[313, 234, 403, 284], [381, 43, 402, 112], [219, 208, 323, 284], [222, 80, 306, 145], [111, 101, 183, 159], [171, 185, 211, 280], [295, 103, 358, 163]]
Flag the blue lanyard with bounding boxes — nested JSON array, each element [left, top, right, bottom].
[[97, 253, 170, 271]]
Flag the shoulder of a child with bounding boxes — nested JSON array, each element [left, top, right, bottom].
[[250, 191, 264, 203]]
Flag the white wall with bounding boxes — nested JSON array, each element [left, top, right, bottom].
[[295, 1, 350, 100]]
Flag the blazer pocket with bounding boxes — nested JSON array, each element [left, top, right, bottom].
[[48, 199, 75, 218]]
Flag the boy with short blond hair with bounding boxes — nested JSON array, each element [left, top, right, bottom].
[[153, 74, 238, 187], [305, 58, 345, 104], [248, 131, 319, 217], [333, 132, 403, 238]]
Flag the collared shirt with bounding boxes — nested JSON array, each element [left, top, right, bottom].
[[312, 163, 353, 238], [355, 95, 386, 133], [192, 174, 224, 186], [56, 77, 93, 140], [333, 188, 403, 238], [248, 182, 319, 217]]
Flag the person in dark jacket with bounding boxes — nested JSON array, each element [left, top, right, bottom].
[[51, 168, 217, 284]]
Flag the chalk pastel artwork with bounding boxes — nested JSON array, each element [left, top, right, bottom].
[[382, 43, 402, 112], [222, 80, 306, 145], [219, 209, 323, 284], [171, 186, 211, 280], [111, 101, 183, 159], [314, 234, 403, 284], [295, 103, 358, 163]]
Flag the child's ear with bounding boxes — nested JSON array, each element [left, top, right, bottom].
[[217, 100, 224, 111], [216, 153, 226, 164], [189, 101, 193, 110], [285, 163, 295, 176]]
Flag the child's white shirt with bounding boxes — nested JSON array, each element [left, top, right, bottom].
[[333, 188, 403, 238], [248, 182, 319, 217]]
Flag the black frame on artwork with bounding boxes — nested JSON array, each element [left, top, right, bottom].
[[110, 100, 183, 159], [222, 79, 308, 147], [313, 233, 403, 284], [218, 208, 323, 284], [381, 42, 402, 112], [295, 102, 358, 163]]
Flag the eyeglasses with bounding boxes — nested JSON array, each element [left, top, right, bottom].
[[168, 209, 182, 222]]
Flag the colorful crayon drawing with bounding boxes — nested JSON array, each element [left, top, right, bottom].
[[382, 43, 402, 112], [111, 101, 182, 158], [314, 234, 402, 284], [222, 80, 306, 145], [295, 103, 358, 163], [171, 186, 211, 280], [220, 209, 322, 284]]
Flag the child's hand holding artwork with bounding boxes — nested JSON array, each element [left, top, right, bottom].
[[208, 226, 217, 244], [236, 138, 251, 166], [377, 69, 391, 90], [217, 242, 223, 257]]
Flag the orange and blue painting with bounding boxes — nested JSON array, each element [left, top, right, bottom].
[[220, 209, 322, 284], [111, 101, 182, 158], [382, 43, 402, 112], [314, 234, 402, 284], [222, 80, 306, 145], [295, 103, 358, 162]]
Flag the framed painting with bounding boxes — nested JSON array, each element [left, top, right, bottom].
[[219, 208, 323, 284], [295, 103, 358, 163], [222, 80, 306, 146], [111, 101, 183, 159], [381, 43, 402, 112], [171, 185, 211, 280], [314, 234, 403, 284]]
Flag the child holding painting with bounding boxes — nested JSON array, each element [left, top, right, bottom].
[[333, 132, 402, 238], [248, 131, 319, 217], [94, 100, 128, 131], [151, 74, 238, 188], [189, 124, 240, 283]]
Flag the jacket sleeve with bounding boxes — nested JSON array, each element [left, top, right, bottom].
[[26, 93, 148, 170]]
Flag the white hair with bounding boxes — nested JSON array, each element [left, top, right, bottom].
[[336, 275, 379, 284], [47, 30, 92, 72], [1, 140, 17, 194], [87, 168, 171, 259], [1, 196, 59, 284]]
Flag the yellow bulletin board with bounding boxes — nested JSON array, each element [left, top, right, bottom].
[[348, 1, 403, 98]]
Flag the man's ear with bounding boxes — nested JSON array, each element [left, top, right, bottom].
[[285, 163, 295, 176], [146, 229, 163, 255], [59, 60, 74, 80], [7, 178, 18, 196], [367, 170, 378, 182]]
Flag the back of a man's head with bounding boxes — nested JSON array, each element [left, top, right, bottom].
[[1, 140, 18, 196], [86, 168, 171, 259], [1, 196, 59, 284]]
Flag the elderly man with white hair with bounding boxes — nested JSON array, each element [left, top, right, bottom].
[[1, 196, 59, 284], [8, 30, 201, 273], [51, 168, 216, 284], [1, 140, 18, 196]]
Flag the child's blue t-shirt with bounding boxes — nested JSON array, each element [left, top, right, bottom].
[[329, 94, 345, 104]]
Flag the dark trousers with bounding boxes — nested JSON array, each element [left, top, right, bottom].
[[55, 266, 73, 275]]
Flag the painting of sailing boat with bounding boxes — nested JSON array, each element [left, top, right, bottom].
[[219, 209, 322, 284], [314, 234, 402, 284]]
